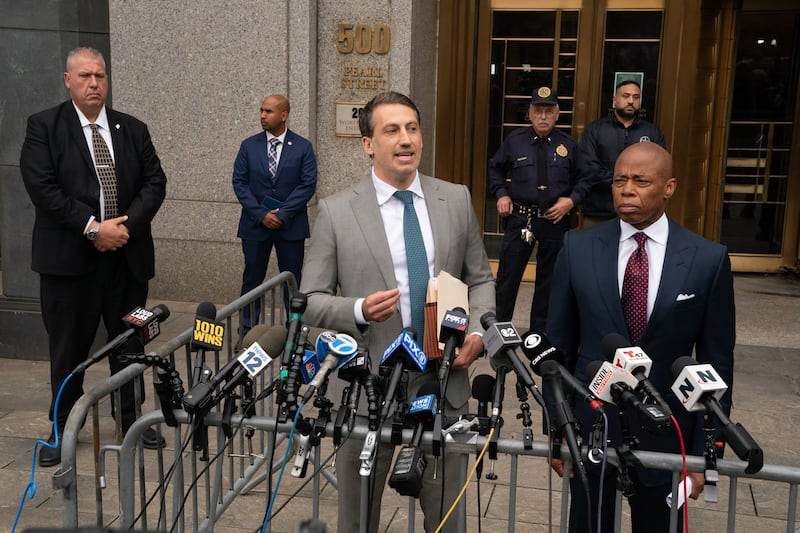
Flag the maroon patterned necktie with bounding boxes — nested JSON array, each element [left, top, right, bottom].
[[622, 232, 649, 343]]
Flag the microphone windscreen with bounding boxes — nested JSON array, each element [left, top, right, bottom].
[[671, 356, 698, 378], [243, 323, 273, 347], [152, 303, 171, 322], [585, 359, 604, 378], [417, 382, 440, 398], [471, 374, 495, 401], [479, 311, 496, 329], [258, 325, 289, 357], [196, 301, 217, 319], [601, 333, 630, 360]]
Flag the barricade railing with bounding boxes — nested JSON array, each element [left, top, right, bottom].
[[51, 270, 800, 532], [59, 398, 800, 533], [54, 271, 295, 530]]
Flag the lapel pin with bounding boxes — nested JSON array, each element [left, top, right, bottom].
[[115, 124, 120, 130], [287, 141, 293, 146]]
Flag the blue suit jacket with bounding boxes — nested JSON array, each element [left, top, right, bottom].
[[233, 129, 317, 241], [547, 217, 735, 484]]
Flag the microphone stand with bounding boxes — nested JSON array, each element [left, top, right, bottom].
[[614, 402, 643, 497], [515, 380, 534, 450]]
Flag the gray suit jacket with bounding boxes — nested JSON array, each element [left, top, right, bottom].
[[300, 173, 495, 411]]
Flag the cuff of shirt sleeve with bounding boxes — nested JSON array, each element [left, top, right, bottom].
[[354, 298, 368, 325]]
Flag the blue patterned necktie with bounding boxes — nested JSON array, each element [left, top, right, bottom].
[[268, 137, 280, 178], [394, 190, 430, 342], [622, 232, 649, 343]]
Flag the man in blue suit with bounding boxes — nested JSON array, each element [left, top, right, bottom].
[[232, 95, 317, 333], [547, 142, 735, 532]]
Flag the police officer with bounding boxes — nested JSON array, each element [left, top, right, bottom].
[[488, 86, 589, 331]]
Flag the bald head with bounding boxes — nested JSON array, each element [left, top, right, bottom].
[[260, 94, 290, 135], [618, 142, 672, 177], [612, 142, 676, 230]]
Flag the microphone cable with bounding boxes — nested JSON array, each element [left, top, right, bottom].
[[259, 422, 355, 530], [262, 400, 307, 533], [166, 411, 252, 533], [12, 373, 73, 533], [669, 414, 690, 533], [136, 422, 195, 531], [595, 411, 610, 533], [433, 426, 495, 533]]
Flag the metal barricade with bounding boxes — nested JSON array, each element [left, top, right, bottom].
[[52, 269, 800, 531], [55, 271, 295, 530]]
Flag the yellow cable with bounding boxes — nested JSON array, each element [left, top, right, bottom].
[[434, 427, 495, 533]]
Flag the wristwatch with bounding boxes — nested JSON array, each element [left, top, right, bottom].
[[86, 222, 100, 241]]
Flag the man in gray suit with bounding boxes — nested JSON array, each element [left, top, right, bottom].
[[300, 91, 495, 532]]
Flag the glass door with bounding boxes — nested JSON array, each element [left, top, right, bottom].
[[721, 11, 800, 269], [483, 8, 580, 261]]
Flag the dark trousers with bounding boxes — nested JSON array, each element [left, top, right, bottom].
[[239, 235, 304, 332], [495, 213, 567, 331], [40, 251, 148, 432], [569, 466, 682, 533]]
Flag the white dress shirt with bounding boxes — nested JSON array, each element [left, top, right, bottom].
[[617, 213, 669, 320]]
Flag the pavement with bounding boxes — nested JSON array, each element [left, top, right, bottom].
[[1, 272, 799, 532]]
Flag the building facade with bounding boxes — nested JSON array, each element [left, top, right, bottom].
[[1, 0, 798, 357]]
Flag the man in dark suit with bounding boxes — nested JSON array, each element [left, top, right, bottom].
[[232, 94, 317, 334], [20, 47, 167, 467], [547, 142, 735, 532], [300, 91, 495, 533]]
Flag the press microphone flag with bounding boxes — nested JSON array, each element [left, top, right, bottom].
[[670, 358, 727, 412]]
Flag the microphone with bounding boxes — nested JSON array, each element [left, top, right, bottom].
[[471, 374, 495, 435], [191, 301, 220, 385], [333, 348, 371, 445], [539, 359, 590, 490], [601, 333, 672, 416], [297, 328, 333, 385], [183, 325, 287, 414], [74, 304, 170, 374], [671, 357, 763, 474], [378, 329, 428, 423], [586, 360, 671, 435], [302, 333, 359, 402], [280, 293, 308, 370], [388, 383, 439, 497], [521, 329, 604, 413], [437, 307, 468, 383], [361, 329, 426, 477], [480, 313, 543, 405]]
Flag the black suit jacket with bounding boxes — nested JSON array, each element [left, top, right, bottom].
[[20, 101, 167, 283]]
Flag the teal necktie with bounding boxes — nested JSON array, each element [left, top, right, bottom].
[[394, 190, 430, 342]]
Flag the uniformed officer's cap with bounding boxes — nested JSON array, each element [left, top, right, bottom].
[[530, 86, 559, 106]]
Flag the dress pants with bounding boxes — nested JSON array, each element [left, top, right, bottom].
[[495, 213, 568, 331], [335, 373, 468, 533], [239, 235, 304, 332], [568, 464, 683, 533], [40, 251, 148, 432]]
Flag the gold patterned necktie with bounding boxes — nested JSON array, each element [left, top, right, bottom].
[[90, 123, 118, 219]]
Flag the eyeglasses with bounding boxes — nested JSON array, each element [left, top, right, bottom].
[[530, 107, 557, 117]]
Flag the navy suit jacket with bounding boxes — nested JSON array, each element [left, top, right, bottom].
[[20, 101, 167, 283], [547, 217, 735, 484], [233, 129, 317, 241]]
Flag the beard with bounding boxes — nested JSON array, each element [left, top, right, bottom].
[[615, 106, 637, 120]]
